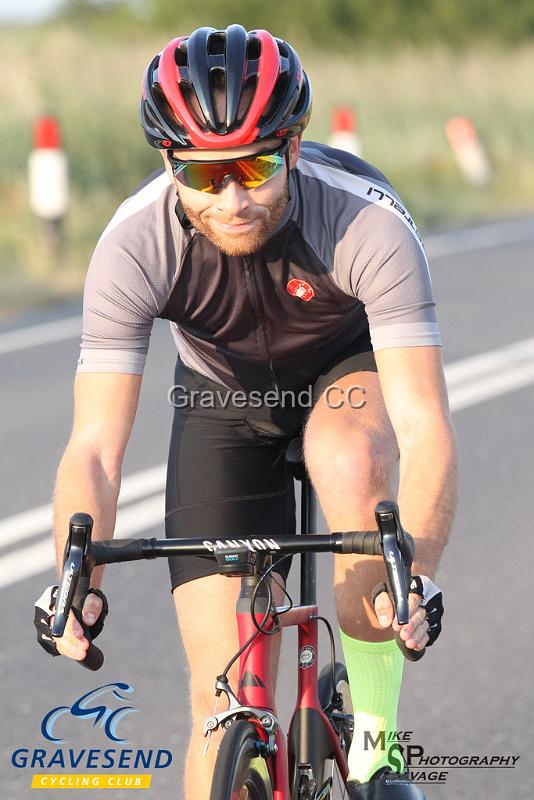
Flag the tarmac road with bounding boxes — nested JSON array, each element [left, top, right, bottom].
[[1, 216, 533, 799]]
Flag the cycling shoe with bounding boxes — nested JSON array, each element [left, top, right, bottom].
[[347, 766, 427, 799]]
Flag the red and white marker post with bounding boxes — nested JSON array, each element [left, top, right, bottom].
[[445, 116, 492, 187], [28, 116, 69, 251], [328, 106, 362, 157]]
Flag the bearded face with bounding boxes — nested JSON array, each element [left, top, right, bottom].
[[163, 137, 300, 256]]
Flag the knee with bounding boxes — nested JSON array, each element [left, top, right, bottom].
[[190, 684, 215, 719], [304, 421, 399, 491], [189, 665, 239, 720]]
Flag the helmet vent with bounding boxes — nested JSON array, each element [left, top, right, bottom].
[[292, 84, 308, 117], [277, 41, 289, 58], [260, 72, 290, 126], [150, 85, 187, 137], [152, 84, 174, 120], [174, 44, 188, 68], [210, 68, 227, 129], [142, 99, 160, 130], [247, 38, 261, 60], [236, 75, 257, 123], [180, 81, 209, 130], [208, 32, 226, 56]]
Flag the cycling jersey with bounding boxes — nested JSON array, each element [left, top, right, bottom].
[[77, 142, 441, 392]]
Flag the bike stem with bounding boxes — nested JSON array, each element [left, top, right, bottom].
[[300, 475, 318, 606]]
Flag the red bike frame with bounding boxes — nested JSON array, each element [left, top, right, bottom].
[[236, 599, 349, 799]]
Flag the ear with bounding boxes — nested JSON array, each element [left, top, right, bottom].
[[288, 133, 302, 169]]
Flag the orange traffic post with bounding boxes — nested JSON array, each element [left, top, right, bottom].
[[28, 116, 69, 254], [445, 116, 492, 187], [328, 106, 362, 157]]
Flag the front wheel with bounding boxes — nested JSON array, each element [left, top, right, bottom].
[[210, 720, 274, 800], [318, 661, 353, 759], [303, 662, 353, 799]]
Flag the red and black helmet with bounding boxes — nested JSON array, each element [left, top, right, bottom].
[[140, 24, 312, 150]]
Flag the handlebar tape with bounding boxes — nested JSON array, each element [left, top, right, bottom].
[[340, 531, 383, 556], [92, 538, 153, 566]]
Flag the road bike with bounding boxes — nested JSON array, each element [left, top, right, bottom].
[[52, 437, 420, 799]]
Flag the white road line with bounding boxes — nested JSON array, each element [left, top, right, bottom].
[[444, 337, 534, 387], [448, 362, 534, 411], [114, 493, 165, 538], [0, 539, 53, 590], [0, 316, 81, 355], [1, 218, 533, 356], [0, 494, 165, 590], [1, 335, 534, 590], [0, 501, 53, 550], [0, 464, 166, 549], [426, 216, 534, 258], [114, 464, 166, 506]]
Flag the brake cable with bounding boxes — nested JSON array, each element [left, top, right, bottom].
[[217, 553, 293, 683]]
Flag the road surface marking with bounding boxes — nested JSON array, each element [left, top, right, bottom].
[[0, 494, 165, 590], [426, 216, 534, 258], [445, 337, 534, 387], [0, 316, 81, 355], [448, 362, 534, 411], [0, 464, 166, 549]]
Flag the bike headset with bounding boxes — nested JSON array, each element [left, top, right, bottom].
[[140, 25, 312, 208]]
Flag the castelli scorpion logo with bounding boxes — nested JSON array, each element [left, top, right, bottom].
[[286, 279, 315, 302]]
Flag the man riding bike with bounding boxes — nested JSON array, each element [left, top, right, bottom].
[[35, 24, 456, 800]]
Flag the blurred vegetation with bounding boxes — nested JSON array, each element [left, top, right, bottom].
[[147, 0, 534, 48], [1, 1, 534, 313]]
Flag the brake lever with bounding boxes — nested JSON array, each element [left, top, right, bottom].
[[51, 513, 94, 637], [375, 501, 410, 625]]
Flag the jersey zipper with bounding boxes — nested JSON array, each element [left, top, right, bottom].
[[243, 256, 279, 394]]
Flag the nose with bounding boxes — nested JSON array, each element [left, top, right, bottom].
[[215, 177, 250, 217]]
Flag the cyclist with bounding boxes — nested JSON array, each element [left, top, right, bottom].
[[35, 25, 456, 800]]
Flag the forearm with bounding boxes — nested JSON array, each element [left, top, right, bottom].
[[397, 418, 458, 578], [54, 443, 121, 588]]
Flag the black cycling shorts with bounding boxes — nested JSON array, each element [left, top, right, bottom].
[[165, 336, 377, 590]]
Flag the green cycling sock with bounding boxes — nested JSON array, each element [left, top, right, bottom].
[[339, 629, 405, 784]]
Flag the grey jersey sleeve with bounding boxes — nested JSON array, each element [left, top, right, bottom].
[[77, 171, 177, 375], [334, 204, 442, 351], [77, 239, 158, 374]]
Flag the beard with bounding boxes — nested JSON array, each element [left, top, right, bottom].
[[178, 178, 290, 256]]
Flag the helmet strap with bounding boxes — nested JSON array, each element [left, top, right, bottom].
[[174, 196, 192, 230]]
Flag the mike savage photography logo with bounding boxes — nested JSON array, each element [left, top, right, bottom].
[[364, 730, 520, 786], [11, 682, 172, 790]]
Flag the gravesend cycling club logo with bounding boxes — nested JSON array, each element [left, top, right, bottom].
[[286, 278, 315, 302], [11, 681, 173, 790], [42, 682, 137, 743]]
